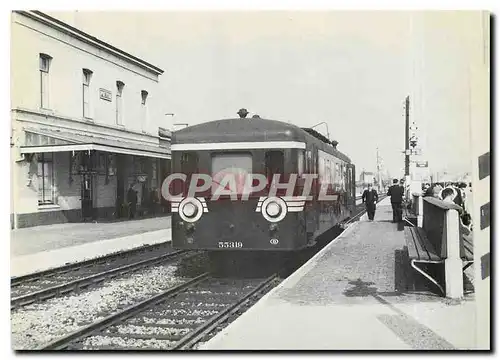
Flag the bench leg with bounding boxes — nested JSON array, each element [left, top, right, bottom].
[[463, 261, 473, 272], [403, 217, 415, 227], [411, 260, 445, 296]]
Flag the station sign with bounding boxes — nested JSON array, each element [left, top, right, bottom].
[[99, 88, 112, 102], [405, 149, 422, 156], [415, 161, 428, 168]]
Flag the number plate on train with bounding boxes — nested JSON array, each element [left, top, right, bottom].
[[218, 241, 243, 248]]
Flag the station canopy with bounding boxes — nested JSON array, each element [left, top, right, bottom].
[[19, 127, 170, 159]]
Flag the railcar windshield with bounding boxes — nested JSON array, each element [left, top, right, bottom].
[[211, 153, 252, 195]]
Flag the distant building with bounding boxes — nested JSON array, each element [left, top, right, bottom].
[[11, 11, 171, 229], [359, 171, 375, 185]]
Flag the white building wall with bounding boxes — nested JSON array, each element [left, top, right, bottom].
[[11, 12, 163, 136], [10, 11, 167, 228]]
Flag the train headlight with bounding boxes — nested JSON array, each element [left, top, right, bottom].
[[261, 197, 287, 223], [178, 197, 203, 223], [266, 202, 280, 217], [183, 203, 196, 217]]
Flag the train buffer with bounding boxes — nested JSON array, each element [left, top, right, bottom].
[[202, 197, 476, 350]]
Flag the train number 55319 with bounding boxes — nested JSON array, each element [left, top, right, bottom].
[[218, 241, 243, 248]]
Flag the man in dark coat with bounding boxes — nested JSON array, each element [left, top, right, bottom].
[[127, 185, 138, 219], [362, 183, 378, 221], [387, 178, 404, 223]]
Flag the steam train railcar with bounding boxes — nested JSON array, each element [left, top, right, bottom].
[[169, 117, 356, 252]]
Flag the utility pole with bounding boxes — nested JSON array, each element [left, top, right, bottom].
[[376, 148, 382, 192], [404, 95, 410, 177]]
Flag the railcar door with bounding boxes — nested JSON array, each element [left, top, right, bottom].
[[303, 146, 318, 244], [347, 163, 356, 213]]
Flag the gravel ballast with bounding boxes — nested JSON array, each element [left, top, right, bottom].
[[11, 264, 190, 350]]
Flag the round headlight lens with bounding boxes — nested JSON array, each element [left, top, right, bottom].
[[266, 202, 280, 217], [261, 197, 287, 223], [178, 197, 204, 223], [183, 202, 196, 217]]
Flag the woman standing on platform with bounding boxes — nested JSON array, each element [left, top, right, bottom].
[[362, 183, 379, 221]]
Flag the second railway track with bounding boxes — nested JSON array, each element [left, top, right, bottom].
[[38, 273, 280, 350], [11, 243, 196, 309]]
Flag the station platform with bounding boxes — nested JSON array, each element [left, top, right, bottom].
[[10, 216, 171, 277], [202, 198, 476, 350]]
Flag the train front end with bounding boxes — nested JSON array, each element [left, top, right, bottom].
[[168, 118, 309, 252]]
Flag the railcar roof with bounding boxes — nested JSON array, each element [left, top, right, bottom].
[[172, 118, 351, 163]]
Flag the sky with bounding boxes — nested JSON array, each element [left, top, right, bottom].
[[45, 10, 484, 180]]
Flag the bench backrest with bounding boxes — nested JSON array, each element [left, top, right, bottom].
[[423, 197, 465, 259]]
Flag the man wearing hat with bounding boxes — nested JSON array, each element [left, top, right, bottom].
[[362, 183, 378, 221], [387, 178, 404, 223]]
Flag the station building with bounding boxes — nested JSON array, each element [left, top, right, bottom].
[[10, 11, 171, 229]]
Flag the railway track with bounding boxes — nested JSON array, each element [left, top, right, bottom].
[[38, 273, 280, 350], [11, 243, 194, 309]]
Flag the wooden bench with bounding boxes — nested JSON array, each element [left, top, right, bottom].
[[403, 226, 445, 295], [461, 230, 474, 271], [403, 226, 474, 296]]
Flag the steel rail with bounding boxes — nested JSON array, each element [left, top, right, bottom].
[[38, 272, 211, 350], [11, 250, 190, 309], [173, 274, 280, 350], [11, 242, 171, 286]]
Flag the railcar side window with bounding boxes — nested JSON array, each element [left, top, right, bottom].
[[346, 166, 351, 192], [298, 150, 305, 176], [342, 165, 347, 190], [212, 153, 252, 194], [318, 157, 325, 182], [330, 160, 335, 185], [306, 150, 312, 173]]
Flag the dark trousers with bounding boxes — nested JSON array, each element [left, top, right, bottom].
[[366, 203, 376, 220], [391, 202, 402, 222], [129, 203, 137, 219]]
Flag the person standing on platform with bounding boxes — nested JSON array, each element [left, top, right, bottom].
[[441, 187, 456, 204], [127, 184, 138, 219], [387, 179, 404, 223], [362, 183, 379, 221], [432, 182, 444, 199]]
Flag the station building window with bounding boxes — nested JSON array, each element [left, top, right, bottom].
[[39, 53, 52, 109], [141, 90, 148, 131], [82, 68, 93, 119], [116, 81, 125, 125], [37, 153, 55, 205]]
